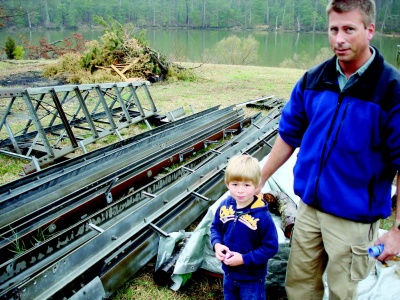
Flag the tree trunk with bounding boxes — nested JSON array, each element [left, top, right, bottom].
[[380, 0, 393, 32], [312, 0, 318, 33], [202, 0, 206, 28], [152, 0, 156, 26], [186, 0, 190, 25], [264, 0, 269, 24], [296, 15, 300, 32], [248, 0, 253, 28], [44, 0, 50, 27], [27, 9, 32, 29]]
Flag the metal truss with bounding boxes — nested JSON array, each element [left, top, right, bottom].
[[0, 81, 158, 172]]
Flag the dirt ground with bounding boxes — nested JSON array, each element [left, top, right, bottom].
[[0, 71, 65, 88], [0, 60, 66, 88], [0, 70, 65, 88]]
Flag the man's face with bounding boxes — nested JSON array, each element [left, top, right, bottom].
[[328, 9, 375, 69]]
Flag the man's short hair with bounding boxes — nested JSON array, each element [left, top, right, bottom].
[[224, 154, 261, 186], [326, 0, 376, 27]]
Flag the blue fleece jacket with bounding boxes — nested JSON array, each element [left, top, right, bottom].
[[279, 47, 400, 223], [210, 195, 278, 281]]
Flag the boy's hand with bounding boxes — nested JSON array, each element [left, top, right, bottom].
[[214, 243, 230, 262], [223, 251, 244, 266]]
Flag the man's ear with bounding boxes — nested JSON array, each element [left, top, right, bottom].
[[367, 23, 375, 41]]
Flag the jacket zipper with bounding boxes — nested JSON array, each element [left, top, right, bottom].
[[324, 102, 350, 165], [314, 93, 345, 208]]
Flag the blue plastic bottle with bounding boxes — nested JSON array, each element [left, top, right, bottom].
[[368, 244, 384, 257]]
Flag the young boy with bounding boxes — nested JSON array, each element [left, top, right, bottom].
[[210, 154, 279, 300]]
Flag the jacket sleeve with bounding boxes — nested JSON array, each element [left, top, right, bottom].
[[279, 75, 309, 148], [210, 205, 223, 250], [383, 70, 400, 171], [241, 212, 279, 266]]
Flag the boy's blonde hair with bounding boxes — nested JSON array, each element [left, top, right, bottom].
[[224, 154, 261, 186]]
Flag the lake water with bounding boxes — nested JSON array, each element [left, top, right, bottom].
[[0, 28, 399, 68]]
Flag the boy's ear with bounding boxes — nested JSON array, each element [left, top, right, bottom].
[[225, 182, 229, 189]]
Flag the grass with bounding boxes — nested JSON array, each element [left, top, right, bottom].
[[112, 264, 224, 300]]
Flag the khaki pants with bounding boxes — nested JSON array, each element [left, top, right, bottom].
[[285, 200, 379, 300]]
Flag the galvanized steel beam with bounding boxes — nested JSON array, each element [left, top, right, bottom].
[[11, 112, 279, 300]]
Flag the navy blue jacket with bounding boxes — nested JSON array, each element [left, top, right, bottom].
[[210, 195, 278, 281], [280, 47, 400, 223]]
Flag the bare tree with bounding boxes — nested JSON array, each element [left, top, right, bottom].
[[202, 0, 206, 28], [185, 0, 190, 25], [380, 0, 393, 32], [43, 0, 50, 27], [264, 0, 270, 24]]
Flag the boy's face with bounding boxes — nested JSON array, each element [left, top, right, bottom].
[[226, 181, 256, 209]]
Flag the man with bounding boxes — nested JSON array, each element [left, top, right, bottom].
[[256, 0, 400, 299]]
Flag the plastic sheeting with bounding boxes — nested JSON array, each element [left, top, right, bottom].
[[155, 151, 400, 299]]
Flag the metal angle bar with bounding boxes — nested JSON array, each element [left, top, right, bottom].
[[24, 81, 150, 95], [142, 191, 157, 198], [74, 86, 99, 138], [0, 88, 24, 98], [25, 133, 40, 157], [0, 149, 31, 160], [49, 88, 78, 148], [48, 90, 70, 127], [0, 97, 16, 133], [182, 166, 194, 173], [128, 84, 146, 117], [15, 117, 278, 300], [141, 83, 158, 113], [210, 149, 222, 155], [147, 223, 170, 237], [22, 90, 55, 158], [4, 119, 22, 155], [192, 191, 210, 201], [22, 93, 45, 136], [235, 95, 275, 107], [89, 223, 105, 233], [112, 84, 132, 124], [94, 86, 118, 130]]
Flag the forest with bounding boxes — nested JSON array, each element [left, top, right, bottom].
[[0, 0, 399, 33]]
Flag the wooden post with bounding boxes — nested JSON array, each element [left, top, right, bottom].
[[397, 45, 400, 66]]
